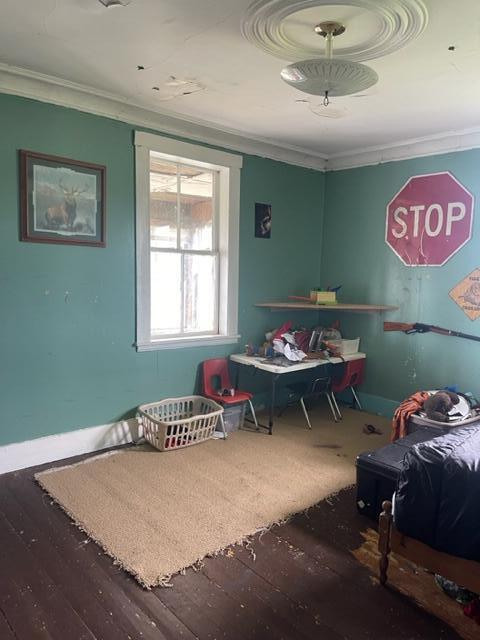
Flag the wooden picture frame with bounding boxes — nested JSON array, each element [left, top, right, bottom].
[[20, 150, 106, 247]]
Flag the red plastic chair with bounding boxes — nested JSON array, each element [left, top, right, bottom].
[[331, 359, 365, 419], [202, 358, 258, 431]]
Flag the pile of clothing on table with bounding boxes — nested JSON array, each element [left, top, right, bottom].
[[245, 321, 343, 363]]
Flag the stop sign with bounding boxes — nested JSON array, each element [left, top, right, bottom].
[[385, 172, 474, 266]]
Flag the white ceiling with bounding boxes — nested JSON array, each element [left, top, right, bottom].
[[1, 0, 480, 160]]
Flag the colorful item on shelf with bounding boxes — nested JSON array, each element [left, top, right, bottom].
[[289, 287, 339, 305], [310, 289, 337, 304]]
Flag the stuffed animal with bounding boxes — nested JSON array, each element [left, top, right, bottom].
[[423, 391, 460, 422]]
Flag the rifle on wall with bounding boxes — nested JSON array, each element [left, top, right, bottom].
[[384, 322, 480, 344]]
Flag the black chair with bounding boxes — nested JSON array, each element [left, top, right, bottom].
[[279, 375, 341, 426]]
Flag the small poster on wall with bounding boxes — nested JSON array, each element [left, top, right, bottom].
[[385, 172, 474, 266], [449, 268, 480, 320], [255, 202, 272, 239]]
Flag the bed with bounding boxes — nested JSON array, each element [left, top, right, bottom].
[[378, 423, 480, 594]]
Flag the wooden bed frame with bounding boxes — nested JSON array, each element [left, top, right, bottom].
[[378, 501, 480, 594]]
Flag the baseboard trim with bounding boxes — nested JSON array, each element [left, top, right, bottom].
[[0, 418, 140, 475], [357, 392, 398, 418], [0, 392, 397, 475], [336, 390, 397, 419]]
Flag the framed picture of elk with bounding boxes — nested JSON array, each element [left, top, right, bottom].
[[20, 150, 106, 247]]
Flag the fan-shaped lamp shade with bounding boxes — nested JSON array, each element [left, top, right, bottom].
[[98, 0, 131, 7], [281, 58, 378, 97]]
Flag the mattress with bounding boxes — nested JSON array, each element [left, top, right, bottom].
[[394, 424, 480, 562], [356, 427, 438, 520]]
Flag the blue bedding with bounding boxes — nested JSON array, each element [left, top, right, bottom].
[[394, 424, 480, 562]]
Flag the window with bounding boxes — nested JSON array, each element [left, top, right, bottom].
[[135, 132, 242, 350]]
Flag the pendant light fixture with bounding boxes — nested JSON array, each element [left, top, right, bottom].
[[280, 21, 378, 106], [98, 0, 131, 7]]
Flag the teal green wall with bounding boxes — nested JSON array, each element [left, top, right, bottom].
[[0, 92, 324, 446], [322, 150, 480, 410], [5, 90, 478, 444]]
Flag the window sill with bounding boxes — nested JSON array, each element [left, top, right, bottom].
[[136, 334, 241, 352]]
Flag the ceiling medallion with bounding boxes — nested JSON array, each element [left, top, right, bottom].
[[241, 0, 428, 63]]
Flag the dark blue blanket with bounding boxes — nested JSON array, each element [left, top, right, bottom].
[[395, 424, 480, 562]]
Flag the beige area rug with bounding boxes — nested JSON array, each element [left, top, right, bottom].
[[36, 407, 390, 588], [353, 529, 478, 640]]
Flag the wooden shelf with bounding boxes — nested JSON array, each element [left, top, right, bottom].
[[255, 302, 398, 313]]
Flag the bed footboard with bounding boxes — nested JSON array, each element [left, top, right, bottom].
[[378, 500, 480, 594]]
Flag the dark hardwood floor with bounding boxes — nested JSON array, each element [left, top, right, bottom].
[[0, 449, 461, 640]]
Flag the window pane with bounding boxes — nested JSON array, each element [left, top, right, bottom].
[[151, 252, 181, 335], [150, 155, 177, 249], [180, 166, 214, 250], [183, 254, 217, 333]]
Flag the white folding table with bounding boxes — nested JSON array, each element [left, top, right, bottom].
[[230, 352, 366, 434]]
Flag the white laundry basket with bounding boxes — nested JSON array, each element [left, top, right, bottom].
[[138, 395, 223, 451]]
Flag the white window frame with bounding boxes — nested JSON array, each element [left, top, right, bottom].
[[134, 131, 242, 351]]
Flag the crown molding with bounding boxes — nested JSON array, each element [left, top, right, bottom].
[[326, 127, 480, 171], [1, 62, 480, 174], [0, 63, 328, 172]]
